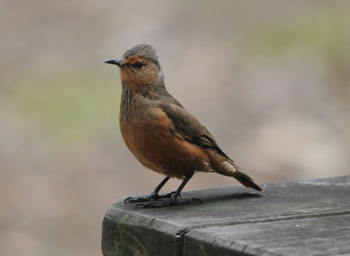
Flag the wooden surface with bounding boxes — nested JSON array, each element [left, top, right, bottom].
[[102, 175, 350, 256]]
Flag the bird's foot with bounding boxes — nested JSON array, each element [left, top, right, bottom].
[[136, 197, 202, 208], [124, 191, 177, 203]]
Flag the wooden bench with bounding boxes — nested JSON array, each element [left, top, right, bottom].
[[102, 175, 350, 256]]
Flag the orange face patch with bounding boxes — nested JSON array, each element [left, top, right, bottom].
[[123, 54, 141, 65], [119, 54, 158, 88], [123, 54, 152, 66]]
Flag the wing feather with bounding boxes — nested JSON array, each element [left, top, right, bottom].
[[158, 102, 232, 161]]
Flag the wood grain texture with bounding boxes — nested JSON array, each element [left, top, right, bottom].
[[102, 175, 350, 256]]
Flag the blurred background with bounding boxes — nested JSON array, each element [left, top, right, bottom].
[[1, 1, 349, 255]]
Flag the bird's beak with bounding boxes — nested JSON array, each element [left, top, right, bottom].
[[104, 58, 124, 67]]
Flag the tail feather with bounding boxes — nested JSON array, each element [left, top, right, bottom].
[[210, 157, 263, 191], [232, 168, 263, 191]]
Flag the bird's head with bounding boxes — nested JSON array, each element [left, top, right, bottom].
[[105, 44, 164, 89]]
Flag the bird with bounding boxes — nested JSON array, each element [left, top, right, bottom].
[[105, 44, 262, 207]]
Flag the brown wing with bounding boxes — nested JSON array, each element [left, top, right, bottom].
[[158, 102, 233, 161]]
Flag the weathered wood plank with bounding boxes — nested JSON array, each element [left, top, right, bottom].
[[185, 214, 350, 256], [102, 175, 350, 256]]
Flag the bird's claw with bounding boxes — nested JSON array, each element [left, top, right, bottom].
[[124, 191, 178, 204], [135, 197, 202, 208], [124, 197, 149, 203]]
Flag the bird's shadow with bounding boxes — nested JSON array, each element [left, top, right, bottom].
[[195, 192, 262, 204]]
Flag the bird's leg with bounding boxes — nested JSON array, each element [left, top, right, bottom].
[[124, 176, 175, 203], [137, 174, 202, 208]]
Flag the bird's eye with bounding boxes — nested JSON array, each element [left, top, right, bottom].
[[134, 62, 144, 69]]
